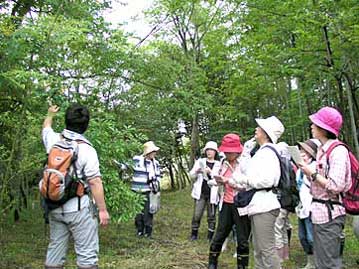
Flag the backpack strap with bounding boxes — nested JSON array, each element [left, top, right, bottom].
[[61, 138, 89, 211], [325, 141, 347, 162], [315, 141, 348, 216], [324, 140, 350, 183], [262, 145, 281, 188], [312, 198, 342, 221], [263, 144, 280, 158]]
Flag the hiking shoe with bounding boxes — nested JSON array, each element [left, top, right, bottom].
[[144, 233, 152, 239], [190, 234, 198, 241], [190, 229, 198, 241], [137, 231, 144, 237]]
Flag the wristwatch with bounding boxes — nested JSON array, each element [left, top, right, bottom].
[[311, 172, 318, 182]]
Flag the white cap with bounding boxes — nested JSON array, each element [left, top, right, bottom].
[[203, 141, 218, 153]]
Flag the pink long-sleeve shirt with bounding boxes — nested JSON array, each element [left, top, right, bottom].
[[310, 140, 352, 224]]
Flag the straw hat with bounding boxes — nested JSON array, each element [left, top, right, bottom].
[[143, 141, 160, 156]]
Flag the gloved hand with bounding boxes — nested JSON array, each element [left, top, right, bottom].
[[243, 137, 257, 153]]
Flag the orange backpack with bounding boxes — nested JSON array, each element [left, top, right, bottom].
[[40, 139, 85, 210]]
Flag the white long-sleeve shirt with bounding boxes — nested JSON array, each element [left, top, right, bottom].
[[190, 158, 220, 204], [236, 143, 281, 216], [295, 162, 315, 219]]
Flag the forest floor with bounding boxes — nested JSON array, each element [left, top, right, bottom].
[[1, 187, 359, 269]]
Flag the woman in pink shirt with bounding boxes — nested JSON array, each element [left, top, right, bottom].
[[208, 134, 251, 269], [300, 107, 351, 269]]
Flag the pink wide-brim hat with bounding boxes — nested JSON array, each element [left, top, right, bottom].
[[218, 133, 243, 153], [309, 106, 342, 137]]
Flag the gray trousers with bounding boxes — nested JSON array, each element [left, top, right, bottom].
[[45, 206, 99, 268], [251, 209, 281, 269], [191, 196, 217, 232], [313, 215, 345, 269]]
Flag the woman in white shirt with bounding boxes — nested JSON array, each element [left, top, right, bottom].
[[189, 141, 221, 241], [234, 116, 284, 269], [296, 139, 319, 269]]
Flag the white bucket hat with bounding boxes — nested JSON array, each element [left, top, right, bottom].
[[143, 141, 160, 156], [255, 116, 285, 144], [203, 141, 218, 153]]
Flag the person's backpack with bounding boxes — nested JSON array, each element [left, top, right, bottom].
[[264, 145, 299, 213], [326, 141, 359, 215], [40, 139, 86, 210]]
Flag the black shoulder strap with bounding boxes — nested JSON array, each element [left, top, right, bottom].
[[263, 145, 282, 188], [263, 144, 281, 160]]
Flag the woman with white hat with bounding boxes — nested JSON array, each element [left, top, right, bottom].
[[299, 107, 351, 269], [233, 115, 285, 269], [131, 141, 161, 238], [189, 141, 221, 241]]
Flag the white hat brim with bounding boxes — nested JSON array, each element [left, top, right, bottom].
[[255, 118, 277, 144]]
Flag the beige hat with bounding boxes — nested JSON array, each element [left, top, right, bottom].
[[296, 139, 320, 159], [255, 116, 285, 144], [203, 141, 218, 153], [143, 141, 160, 156]]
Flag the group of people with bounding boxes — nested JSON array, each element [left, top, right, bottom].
[[189, 107, 357, 269], [40, 103, 358, 269]]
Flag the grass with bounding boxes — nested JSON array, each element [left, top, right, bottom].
[[1, 187, 359, 268]]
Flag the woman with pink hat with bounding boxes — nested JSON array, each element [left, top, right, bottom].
[[189, 141, 221, 241], [207, 134, 251, 269], [299, 107, 352, 269]]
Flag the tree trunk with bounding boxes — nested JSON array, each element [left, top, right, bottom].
[[343, 75, 359, 157], [190, 113, 200, 168], [166, 160, 175, 190]]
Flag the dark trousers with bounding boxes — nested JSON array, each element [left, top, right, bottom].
[[191, 196, 217, 232], [209, 202, 251, 267], [313, 215, 345, 269], [298, 217, 313, 255], [135, 192, 153, 235]]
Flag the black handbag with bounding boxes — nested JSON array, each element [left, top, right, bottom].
[[234, 189, 257, 208], [234, 187, 273, 208]]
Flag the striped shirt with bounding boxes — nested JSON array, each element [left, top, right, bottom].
[[131, 155, 161, 193]]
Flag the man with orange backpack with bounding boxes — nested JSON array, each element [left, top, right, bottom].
[[41, 104, 110, 269]]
